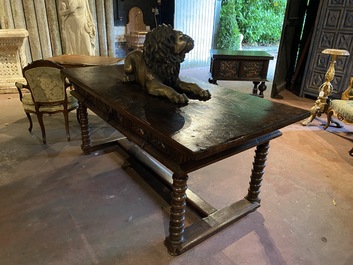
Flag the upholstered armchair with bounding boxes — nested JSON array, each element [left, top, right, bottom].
[[15, 60, 78, 144], [324, 77, 353, 156]]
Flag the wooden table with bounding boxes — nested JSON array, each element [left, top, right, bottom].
[[62, 65, 308, 255], [209, 49, 274, 97], [47, 54, 123, 68]]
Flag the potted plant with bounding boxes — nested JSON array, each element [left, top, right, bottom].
[[217, 0, 241, 50]]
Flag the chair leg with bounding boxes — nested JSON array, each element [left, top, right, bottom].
[[324, 109, 343, 129], [323, 110, 333, 130], [36, 113, 47, 144], [25, 112, 33, 132], [331, 119, 343, 128], [64, 111, 71, 142]]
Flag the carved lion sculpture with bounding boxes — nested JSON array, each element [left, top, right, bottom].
[[123, 24, 211, 104]]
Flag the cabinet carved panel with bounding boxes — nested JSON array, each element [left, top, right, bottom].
[[240, 62, 264, 79], [217, 60, 266, 79], [302, 0, 353, 98], [219, 61, 239, 79]]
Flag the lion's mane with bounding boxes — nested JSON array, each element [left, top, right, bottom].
[[143, 24, 193, 87]]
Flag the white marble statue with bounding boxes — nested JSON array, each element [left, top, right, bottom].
[[59, 0, 96, 55]]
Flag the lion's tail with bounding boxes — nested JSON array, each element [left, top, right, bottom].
[[124, 53, 134, 74]]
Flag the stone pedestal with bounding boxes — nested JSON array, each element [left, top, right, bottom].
[[0, 29, 29, 93]]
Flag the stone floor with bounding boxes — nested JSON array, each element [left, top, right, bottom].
[[0, 62, 353, 265]]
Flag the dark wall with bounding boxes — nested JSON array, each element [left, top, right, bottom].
[[114, 0, 174, 28], [160, 0, 174, 27]]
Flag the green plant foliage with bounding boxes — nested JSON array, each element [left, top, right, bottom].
[[234, 0, 286, 45], [217, 0, 241, 50]]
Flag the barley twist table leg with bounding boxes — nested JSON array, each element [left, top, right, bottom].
[[164, 172, 188, 255], [245, 141, 270, 203], [78, 102, 92, 154]]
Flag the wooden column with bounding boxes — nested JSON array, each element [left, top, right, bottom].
[[95, 0, 108, 56], [23, 0, 42, 60], [44, 0, 62, 56], [34, 0, 52, 58], [105, 0, 115, 57]]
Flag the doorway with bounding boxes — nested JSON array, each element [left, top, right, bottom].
[[272, 0, 320, 98], [174, 0, 216, 68]]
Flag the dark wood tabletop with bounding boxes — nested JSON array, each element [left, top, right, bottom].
[[63, 65, 307, 158]]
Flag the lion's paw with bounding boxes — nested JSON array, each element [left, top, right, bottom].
[[170, 93, 189, 104], [197, 89, 211, 101], [122, 75, 134, 83]]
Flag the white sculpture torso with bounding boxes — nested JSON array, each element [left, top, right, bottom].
[[59, 0, 96, 55]]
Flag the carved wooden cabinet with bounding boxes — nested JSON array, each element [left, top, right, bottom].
[[209, 49, 273, 97], [209, 49, 273, 82], [301, 0, 353, 99]]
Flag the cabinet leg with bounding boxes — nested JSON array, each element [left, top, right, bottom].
[[258, 82, 267, 98], [208, 77, 218, 85], [252, 81, 260, 96]]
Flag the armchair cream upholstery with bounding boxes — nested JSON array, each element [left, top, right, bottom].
[[324, 77, 353, 156], [15, 60, 78, 144]]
